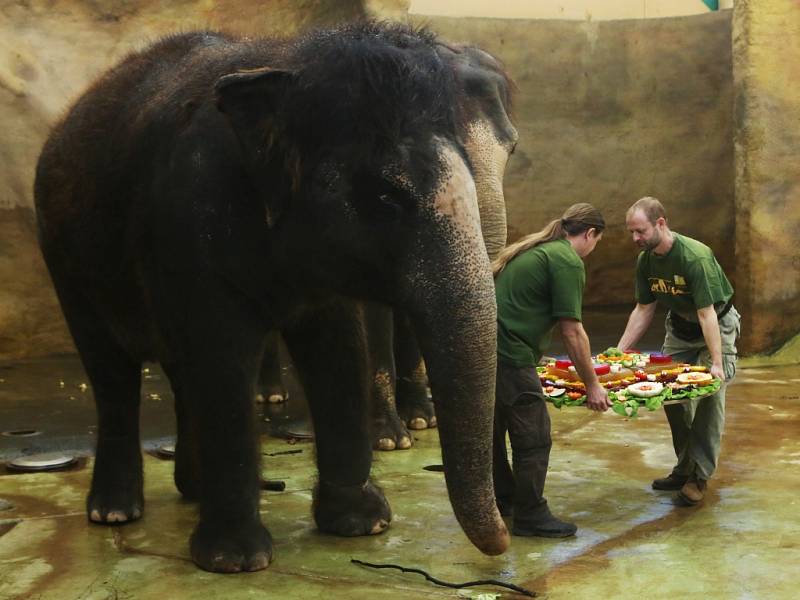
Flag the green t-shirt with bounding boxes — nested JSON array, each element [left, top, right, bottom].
[[635, 232, 733, 320], [496, 239, 585, 367]]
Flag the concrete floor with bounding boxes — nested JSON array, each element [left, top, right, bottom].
[[1, 314, 799, 598]]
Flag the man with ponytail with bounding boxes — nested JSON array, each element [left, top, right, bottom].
[[493, 203, 610, 538], [618, 197, 739, 506]]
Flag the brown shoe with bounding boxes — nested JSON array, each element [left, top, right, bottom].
[[677, 479, 707, 506], [652, 472, 689, 491]]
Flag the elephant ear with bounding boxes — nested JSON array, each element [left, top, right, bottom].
[[215, 67, 296, 227], [215, 66, 293, 120]]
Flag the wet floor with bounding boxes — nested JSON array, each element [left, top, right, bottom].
[[2, 305, 799, 599]]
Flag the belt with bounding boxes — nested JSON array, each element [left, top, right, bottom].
[[717, 298, 734, 320]]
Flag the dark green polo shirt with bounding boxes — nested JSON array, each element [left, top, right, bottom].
[[635, 232, 733, 320], [496, 239, 585, 368]]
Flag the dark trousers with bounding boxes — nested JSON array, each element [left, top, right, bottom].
[[492, 361, 553, 524]]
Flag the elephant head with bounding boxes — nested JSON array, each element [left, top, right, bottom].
[[440, 44, 518, 261], [216, 22, 509, 555]]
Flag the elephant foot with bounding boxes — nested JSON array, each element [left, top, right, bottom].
[[87, 447, 144, 523], [372, 413, 413, 451], [87, 473, 144, 524], [397, 378, 436, 431], [406, 414, 437, 430], [190, 520, 273, 573], [398, 399, 437, 430], [314, 480, 391, 537]]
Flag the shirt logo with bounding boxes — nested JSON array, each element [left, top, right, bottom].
[[674, 275, 686, 286], [649, 277, 690, 296]]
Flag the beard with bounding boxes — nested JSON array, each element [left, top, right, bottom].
[[639, 230, 662, 251]]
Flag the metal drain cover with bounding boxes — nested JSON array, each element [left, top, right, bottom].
[[6, 453, 78, 472], [156, 443, 176, 458], [1, 429, 42, 438]]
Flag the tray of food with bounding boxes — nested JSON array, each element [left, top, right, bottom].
[[537, 347, 722, 417]]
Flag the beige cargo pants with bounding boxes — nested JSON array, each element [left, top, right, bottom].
[[661, 307, 741, 481]]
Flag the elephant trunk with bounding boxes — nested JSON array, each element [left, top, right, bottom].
[[463, 119, 516, 262], [406, 250, 509, 556]]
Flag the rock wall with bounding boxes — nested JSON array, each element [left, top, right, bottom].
[[417, 12, 735, 310], [732, 0, 800, 354], [2, 2, 794, 358]]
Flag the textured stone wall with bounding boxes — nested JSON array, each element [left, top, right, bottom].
[[3, 3, 793, 359], [418, 13, 735, 309], [733, 0, 800, 353]]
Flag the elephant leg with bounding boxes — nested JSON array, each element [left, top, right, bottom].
[[365, 304, 412, 451], [257, 330, 288, 403], [282, 300, 391, 537], [163, 361, 202, 501], [174, 296, 271, 573], [394, 310, 436, 430], [48, 277, 144, 524]]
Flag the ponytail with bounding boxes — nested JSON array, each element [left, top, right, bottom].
[[492, 203, 605, 276]]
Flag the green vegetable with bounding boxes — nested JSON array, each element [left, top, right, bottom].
[[671, 379, 721, 401], [565, 395, 587, 407], [645, 395, 663, 411], [611, 398, 640, 417], [605, 346, 623, 357]]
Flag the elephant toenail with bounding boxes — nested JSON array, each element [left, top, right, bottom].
[[106, 511, 128, 522], [408, 418, 427, 430], [377, 438, 396, 451], [246, 552, 271, 571], [370, 520, 388, 534], [428, 416, 437, 428], [89, 509, 101, 522], [398, 436, 412, 449]]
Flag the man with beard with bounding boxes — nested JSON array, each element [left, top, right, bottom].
[[617, 197, 740, 506]]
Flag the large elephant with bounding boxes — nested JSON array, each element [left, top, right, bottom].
[[34, 22, 509, 573], [259, 43, 519, 451]]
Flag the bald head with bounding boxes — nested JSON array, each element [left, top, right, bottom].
[[626, 197, 671, 252], [627, 196, 666, 225]]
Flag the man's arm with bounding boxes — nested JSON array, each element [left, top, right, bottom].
[[617, 302, 657, 351], [559, 318, 611, 411], [697, 305, 725, 380]]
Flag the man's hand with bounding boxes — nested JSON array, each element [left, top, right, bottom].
[[586, 383, 611, 412], [697, 306, 725, 382]]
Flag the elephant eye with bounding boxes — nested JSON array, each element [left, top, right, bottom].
[[375, 188, 409, 213]]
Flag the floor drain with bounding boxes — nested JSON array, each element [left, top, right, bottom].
[[1, 429, 42, 438], [156, 444, 176, 458], [5, 453, 78, 472]]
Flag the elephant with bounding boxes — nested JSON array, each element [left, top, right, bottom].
[[34, 22, 509, 573], [258, 42, 519, 451]]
